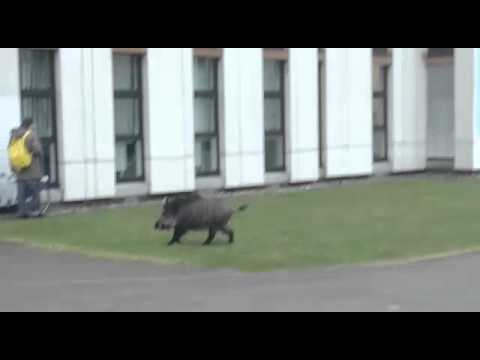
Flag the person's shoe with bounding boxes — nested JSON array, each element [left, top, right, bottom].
[[31, 205, 49, 218], [30, 210, 44, 218], [39, 204, 49, 216]]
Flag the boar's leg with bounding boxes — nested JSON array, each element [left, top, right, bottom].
[[203, 228, 218, 246], [220, 226, 234, 244], [168, 227, 188, 246]]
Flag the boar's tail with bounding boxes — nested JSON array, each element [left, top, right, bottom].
[[236, 205, 249, 212]]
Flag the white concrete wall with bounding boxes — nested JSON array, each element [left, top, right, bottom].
[[288, 48, 320, 183], [58, 48, 116, 201], [324, 48, 372, 178], [391, 48, 428, 172], [0, 48, 21, 206], [92, 49, 116, 197], [57, 48, 84, 201], [223, 48, 265, 188], [427, 63, 454, 159], [8, 47, 480, 206], [474, 48, 480, 168], [145, 48, 195, 194], [454, 48, 480, 171], [0, 49, 21, 174]]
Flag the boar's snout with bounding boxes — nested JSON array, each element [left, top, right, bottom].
[[154, 217, 175, 231]]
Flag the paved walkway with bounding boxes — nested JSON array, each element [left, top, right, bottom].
[[1, 242, 479, 312]]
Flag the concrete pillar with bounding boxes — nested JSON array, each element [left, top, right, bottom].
[[454, 48, 480, 171], [58, 48, 115, 201], [324, 48, 373, 178], [145, 48, 195, 194], [288, 48, 320, 183], [0, 48, 21, 175], [391, 48, 428, 172], [223, 48, 265, 188]]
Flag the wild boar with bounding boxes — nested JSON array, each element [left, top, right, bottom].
[[154, 192, 248, 246]]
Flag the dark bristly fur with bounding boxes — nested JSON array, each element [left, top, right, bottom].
[[154, 192, 248, 246]]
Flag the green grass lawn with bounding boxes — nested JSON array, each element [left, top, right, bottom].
[[2, 178, 480, 272]]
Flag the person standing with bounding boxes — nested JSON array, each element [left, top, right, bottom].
[[8, 118, 44, 218]]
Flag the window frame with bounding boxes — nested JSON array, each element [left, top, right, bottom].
[[372, 52, 391, 163], [264, 48, 288, 173], [193, 49, 221, 177], [113, 53, 146, 183], [19, 48, 59, 188]]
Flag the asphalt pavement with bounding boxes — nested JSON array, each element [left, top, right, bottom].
[[1, 242, 479, 312]]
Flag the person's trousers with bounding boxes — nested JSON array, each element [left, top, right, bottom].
[[17, 179, 41, 217]]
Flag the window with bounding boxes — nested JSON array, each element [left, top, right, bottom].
[[264, 48, 287, 172], [373, 48, 391, 162], [194, 52, 220, 177], [19, 48, 58, 186], [113, 54, 145, 182]]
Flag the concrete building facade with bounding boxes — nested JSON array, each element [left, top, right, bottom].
[[0, 48, 475, 207]]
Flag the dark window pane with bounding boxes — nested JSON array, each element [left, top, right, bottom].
[[194, 58, 215, 92], [373, 64, 386, 93], [116, 139, 143, 180], [41, 142, 57, 184], [374, 129, 387, 161], [373, 97, 386, 128], [195, 136, 219, 174], [114, 98, 140, 136], [264, 60, 282, 92], [21, 97, 54, 138], [20, 49, 53, 91], [265, 134, 285, 171], [194, 97, 216, 134], [114, 55, 139, 91], [265, 97, 283, 132]]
